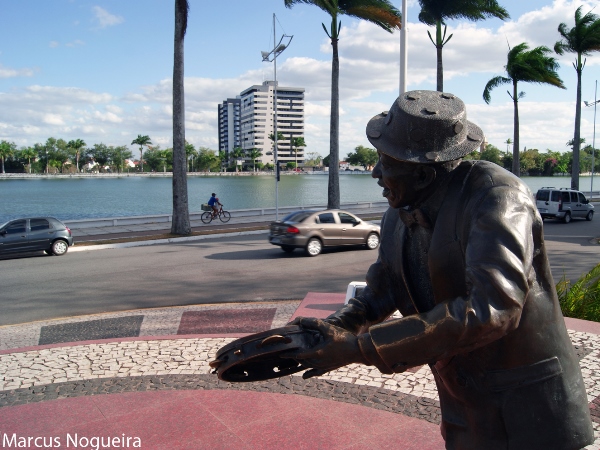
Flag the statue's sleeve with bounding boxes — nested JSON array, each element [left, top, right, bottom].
[[359, 186, 536, 374], [325, 210, 399, 335]]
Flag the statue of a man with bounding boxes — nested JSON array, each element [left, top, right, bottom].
[[287, 90, 594, 449]]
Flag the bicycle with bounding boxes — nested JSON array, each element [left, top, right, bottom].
[[201, 205, 231, 224]]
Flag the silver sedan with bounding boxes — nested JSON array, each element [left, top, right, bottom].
[[268, 209, 380, 256]]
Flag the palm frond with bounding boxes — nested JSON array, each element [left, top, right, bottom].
[[482, 75, 510, 103], [417, 0, 509, 24]]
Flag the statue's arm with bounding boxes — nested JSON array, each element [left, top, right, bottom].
[[360, 186, 535, 373], [325, 260, 398, 334], [325, 209, 399, 335]]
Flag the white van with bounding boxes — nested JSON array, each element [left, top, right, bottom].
[[535, 187, 594, 223]]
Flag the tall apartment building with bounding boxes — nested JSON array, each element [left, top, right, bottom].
[[218, 81, 304, 168], [217, 97, 241, 159]]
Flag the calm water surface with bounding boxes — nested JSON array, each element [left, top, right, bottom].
[[0, 173, 596, 222]]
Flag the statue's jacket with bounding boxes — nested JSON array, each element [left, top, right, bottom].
[[327, 161, 594, 449]]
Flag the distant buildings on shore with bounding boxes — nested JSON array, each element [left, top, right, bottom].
[[218, 81, 305, 167]]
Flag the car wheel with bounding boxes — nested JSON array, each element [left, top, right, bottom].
[[281, 245, 295, 253], [305, 238, 322, 257], [563, 212, 572, 224], [51, 239, 69, 256], [366, 233, 380, 250], [586, 211, 594, 221]]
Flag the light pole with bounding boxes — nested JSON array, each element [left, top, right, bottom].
[[584, 80, 598, 199], [262, 13, 293, 221], [399, 0, 407, 95], [45, 149, 48, 175]]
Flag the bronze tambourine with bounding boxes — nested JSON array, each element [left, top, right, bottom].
[[209, 325, 320, 382]]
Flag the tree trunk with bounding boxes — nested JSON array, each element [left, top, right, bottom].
[[436, 21, 443, 92], [140, 148, 144, 172], [572, 62, 582, 190], [328, 29, 340, 209], [171, 0, 191, 235], [512, 81, 520, 177]]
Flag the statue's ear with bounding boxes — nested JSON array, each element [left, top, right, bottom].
[[415, 165, 436, 190]]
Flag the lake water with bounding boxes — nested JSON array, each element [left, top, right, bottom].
[[0, 173, 596, 222]]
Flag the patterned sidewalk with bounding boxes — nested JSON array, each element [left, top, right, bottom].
[[1, 294, 600, 449]]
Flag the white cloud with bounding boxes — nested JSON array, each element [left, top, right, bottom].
[[65, 40, 85, 48], [92, 6, 124, 29], [0, 64, 35, 78], [49, 41, 59, 48]]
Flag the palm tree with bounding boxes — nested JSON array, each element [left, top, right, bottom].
[[483, 43, 565, 177], [20, 146, 37, 173], [171, 0, 191, 235], [290, 136, 306, 171], [185, 141, 197, 172], [218, 150, 227, 172], [67, 139, 86, 172], [247, 148, 263, 172], [0, 140, 15, 173], [131, 134, 152, 173], [503, 138, 513, 157], [418, 0, 509, 92], [231, 147, 245, 172], [554, 6, 600, 190], [284, 0, 400, 209]]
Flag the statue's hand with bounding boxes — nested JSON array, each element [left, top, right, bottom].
[[284, 317, 366, 379]]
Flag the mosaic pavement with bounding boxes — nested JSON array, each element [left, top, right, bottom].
[[1, 301, 600, 448]]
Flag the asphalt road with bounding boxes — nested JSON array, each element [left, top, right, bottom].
[[0, 216, 598, 327], [0, 234, 379, 326]]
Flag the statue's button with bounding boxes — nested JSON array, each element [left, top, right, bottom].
[[407, 94, 420, 101], [368, 130, 381, 138], [467, 133, 480, 141], [454, 122, 464, 135], [441, 93, 455, 99], [424, 108, 438, 115], [410, 128, 425, 142], [425, 152, 440, 162]]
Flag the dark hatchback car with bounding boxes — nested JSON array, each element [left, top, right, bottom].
[[269, 209, 380, 256], [0, 217, 74, 256]]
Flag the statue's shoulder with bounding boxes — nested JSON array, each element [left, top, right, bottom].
[[457, 160, 530, 194]]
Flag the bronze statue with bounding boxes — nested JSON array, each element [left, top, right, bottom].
[[285, 91, 594, 449]]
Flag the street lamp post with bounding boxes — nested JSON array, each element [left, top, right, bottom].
[[584, 80, 598, 199], [45, 149, 48, 175], [399, 0, 407, 95], [262, 14, 293, 221]]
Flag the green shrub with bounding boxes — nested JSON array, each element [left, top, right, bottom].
[[557, 263, 600, 322]]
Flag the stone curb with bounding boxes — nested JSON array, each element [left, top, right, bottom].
[[69, 229, 269, 252]]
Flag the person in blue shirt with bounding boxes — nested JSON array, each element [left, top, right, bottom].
[[207, 193, 222, 218]]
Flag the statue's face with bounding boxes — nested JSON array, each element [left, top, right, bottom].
[[372, 152, 422, 208]]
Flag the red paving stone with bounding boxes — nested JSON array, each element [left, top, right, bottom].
[[0, 390, 445, 449], [290, 292, 346, 321], [177, 308, 277, 334]]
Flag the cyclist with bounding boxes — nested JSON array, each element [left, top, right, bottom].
[[207, 193, 222, 218]]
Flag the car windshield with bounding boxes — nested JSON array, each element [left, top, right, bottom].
[[282, 211, 314, 223], [536, 191, 549, 201]]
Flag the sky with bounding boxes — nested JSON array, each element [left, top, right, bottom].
[[1, 0, 600, 159]]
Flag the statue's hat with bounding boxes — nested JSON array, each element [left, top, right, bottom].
[[366, 90, 484, 163]]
